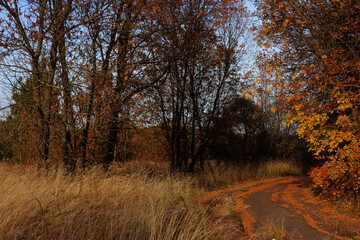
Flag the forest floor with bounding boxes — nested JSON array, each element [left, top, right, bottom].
[[200, 177, 360, 240]]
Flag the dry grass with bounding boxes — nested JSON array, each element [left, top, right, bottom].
[[0, 164, 224, 240], [255, 220, 291, 240], [0, 158, 303, 239], [258, 159, 303, 178], [195, 158, 303, 190], [109, 160, 170, 175]]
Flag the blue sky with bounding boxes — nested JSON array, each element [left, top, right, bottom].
[[0, 80, 10, 118], [245, 0, 256, 12]]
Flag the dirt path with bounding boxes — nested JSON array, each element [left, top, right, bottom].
[[201, 177, 360, 240], [246, 179, 335, 239]]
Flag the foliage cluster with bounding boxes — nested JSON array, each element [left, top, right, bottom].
[[254, 0, 360, 199], [310, 160, 360, 200]]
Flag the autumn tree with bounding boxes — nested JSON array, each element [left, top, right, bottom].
[[149, 0, 247, 172], [0, 0, 105, 170], [245, 51, 303, 160], [208, 96, 268, 162], [0, 0, 166, 170], [255, 0, 360, 198], [74, 0, 170, 169], [0, 0, 253, 174], [0, 0, 68, 168]]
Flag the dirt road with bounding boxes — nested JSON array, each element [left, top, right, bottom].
[[246, 179, 335, 239], [201, 177, 360, 240]]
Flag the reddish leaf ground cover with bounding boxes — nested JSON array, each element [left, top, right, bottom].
[[271, 180, 360, 239], [201, 177, 360, 239], [200, 177, 302, 238]]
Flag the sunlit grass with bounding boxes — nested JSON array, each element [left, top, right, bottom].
[[0, 158, 303, 239], [0, 164, 223, 240]]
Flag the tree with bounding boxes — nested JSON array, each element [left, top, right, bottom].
[[245, 51, 304, 160], [75, 0, 169, 169], [149, 0, 246, 172], [208, 96, 267, 162], [255, 0, 360, 198], [0, 79, 36, 163], [0, 0, 252, 174], [0, 0, 78, 169], [0, 0, 165, 170], [100, 0, 168, 169]]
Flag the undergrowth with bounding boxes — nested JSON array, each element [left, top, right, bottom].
[[195, 158, 303, 190]]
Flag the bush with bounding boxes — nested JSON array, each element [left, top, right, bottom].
[[310, 160, 360, 200]]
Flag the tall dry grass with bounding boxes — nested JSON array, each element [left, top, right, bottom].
[[195, 158, 303, 190], [0, 164, 223, 240], [258, 159, 303, 178]]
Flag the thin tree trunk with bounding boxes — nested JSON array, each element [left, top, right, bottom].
[[57, 0, 77, 171]]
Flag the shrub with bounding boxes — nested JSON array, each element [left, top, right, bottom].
[[310, 160, 360, 200]]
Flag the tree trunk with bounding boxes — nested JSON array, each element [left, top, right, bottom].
[[59, 11, 77, 172]]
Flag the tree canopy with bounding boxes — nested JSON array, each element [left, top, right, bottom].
[[254, 0, 360, 198]]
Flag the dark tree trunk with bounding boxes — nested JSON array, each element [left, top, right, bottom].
[[58, 1, 77, 172]]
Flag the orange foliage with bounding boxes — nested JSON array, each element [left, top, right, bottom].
[[254, 0, 360, 198], [130, 126, 168, 163]]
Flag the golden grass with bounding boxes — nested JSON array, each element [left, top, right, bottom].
[[259, 159, 303, 178], [0, 164, 223, 240], [0, 158, 303, 239], [195, 158, 303, 190]]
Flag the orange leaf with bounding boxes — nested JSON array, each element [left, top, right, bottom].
[[283, 19, 289, 27]]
